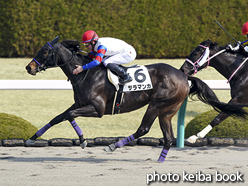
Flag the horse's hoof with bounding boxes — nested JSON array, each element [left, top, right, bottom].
[[104, 143, 116, 152], [26, 139, 35, 146], [186, 135, 198, 144], [80, 140, 87, 149]]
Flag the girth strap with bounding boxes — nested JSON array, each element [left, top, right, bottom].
[[112, 84, 124, 115]]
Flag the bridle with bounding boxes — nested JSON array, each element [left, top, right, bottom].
[[185, 45, 226, 75], [32, 42, 59, 72], [32, 41, 74, 72], [185, 44, 248, 83], [32, 40, 90, 86], [185, 45, 210, 75]]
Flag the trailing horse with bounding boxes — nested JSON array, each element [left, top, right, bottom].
[[25, 37, 247, 162], [180, 39, 248, 143]]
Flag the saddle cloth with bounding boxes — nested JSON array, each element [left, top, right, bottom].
[[107, 65, 153, 92]]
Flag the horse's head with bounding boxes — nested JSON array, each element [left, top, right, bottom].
[[180, 39, 212, 75], [26, 36, 60, 75]]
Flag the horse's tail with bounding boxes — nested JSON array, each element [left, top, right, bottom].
[[187, 75, 248, 118]]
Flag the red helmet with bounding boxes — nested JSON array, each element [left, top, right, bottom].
[[82, 30, 99, 43], [242, 22, 248, 35]]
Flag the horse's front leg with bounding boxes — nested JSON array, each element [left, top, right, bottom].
[[26, 104, 102, 147], [26, 104, 79, 145], [187, 112, 229, 143], [187, 93, 248, 144], [186, 95, 245, 143], [65, 104, 105, 148]]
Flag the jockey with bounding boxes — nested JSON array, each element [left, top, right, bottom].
[[73, 30, 136, 84], [227, 22, 248, 53]]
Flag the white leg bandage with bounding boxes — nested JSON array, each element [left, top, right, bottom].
[[197, 125, 212, 138], [187, 135, 198, 143]]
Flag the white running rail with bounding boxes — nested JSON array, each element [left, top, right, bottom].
[[0, 80, 230, 90], [0, 80, 72, 90]]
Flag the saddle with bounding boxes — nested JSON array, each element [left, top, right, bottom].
[[107, 65, 137, 115], [107, 65, 153, 115], [107, 65, 138, 91]]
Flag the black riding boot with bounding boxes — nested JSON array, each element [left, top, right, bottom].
[[107, 63, 132, 84]]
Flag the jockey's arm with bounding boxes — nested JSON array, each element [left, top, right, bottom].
[[82, 45, 107, 70], [73, 45, 107, 75], [88, 51, 97, 59], [82, 59, 100, 70]]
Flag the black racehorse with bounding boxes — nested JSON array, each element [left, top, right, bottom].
[[25, 37, 247, 162], [180, 39, 248, 143]]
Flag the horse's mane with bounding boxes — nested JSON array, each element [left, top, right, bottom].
[[60, 40, 81, 52], [60, 40, 91, 63], [209, 40, 248, 57]]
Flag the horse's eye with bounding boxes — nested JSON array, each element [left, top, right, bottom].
[[42, 48, 49, 56], [192, 48, 202, 56]]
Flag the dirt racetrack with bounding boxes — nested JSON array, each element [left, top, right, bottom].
[[0, 145, 247, 186]]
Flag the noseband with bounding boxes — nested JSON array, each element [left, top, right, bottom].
[[186, 45, 226, 75]]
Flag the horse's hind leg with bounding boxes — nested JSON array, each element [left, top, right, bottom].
[[104, 106, 159, 152], [157, 113, 174, 163]]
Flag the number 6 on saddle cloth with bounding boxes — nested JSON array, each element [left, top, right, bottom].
[[107, 65, 153, 114]]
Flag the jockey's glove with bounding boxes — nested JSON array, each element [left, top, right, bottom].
[[227, 42, 241, 52], [244, 46, 248, 53]]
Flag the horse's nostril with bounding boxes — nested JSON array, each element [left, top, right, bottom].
[[26, 65, 30, 71]]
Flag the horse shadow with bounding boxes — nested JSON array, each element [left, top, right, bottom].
[[0, 156, 143, 163]]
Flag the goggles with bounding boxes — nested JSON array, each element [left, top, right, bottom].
[[84, 42, 91, 47]]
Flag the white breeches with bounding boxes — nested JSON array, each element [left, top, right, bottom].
[[102, 46, 136, 67]]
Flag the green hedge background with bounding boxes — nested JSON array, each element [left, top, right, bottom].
[[0, 0, 247, 58], [0, 113, 38, 140], [185, 110, 248, 139]]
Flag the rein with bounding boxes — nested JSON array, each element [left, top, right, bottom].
[[228, 57, 248, 83], [71, 69, 89, 87]]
